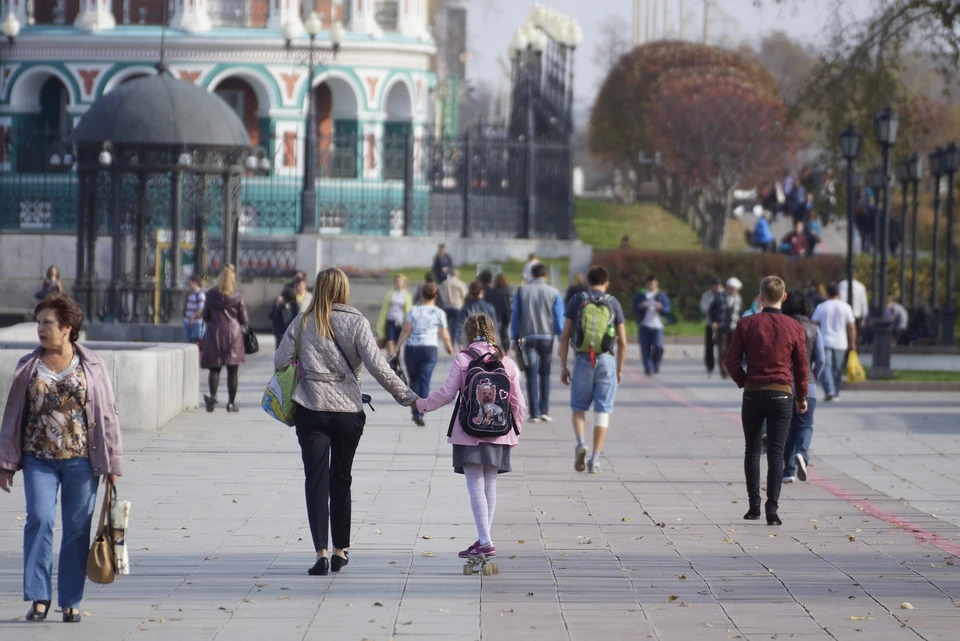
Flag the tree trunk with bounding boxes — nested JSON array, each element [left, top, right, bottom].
[[703, 194, 730, 251]]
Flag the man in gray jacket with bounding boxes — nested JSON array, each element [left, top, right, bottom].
[[510, 263, 564, 423]]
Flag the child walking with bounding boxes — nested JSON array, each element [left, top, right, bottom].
[[416, 313, 526, 559]]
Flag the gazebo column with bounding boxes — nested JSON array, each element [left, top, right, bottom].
[[75, 0, 116, 31], [74, 169, 88, 310], [131, 172, 147, 323], [222, 171, 236, 267], [168, 169, 185, 322], [194, 176, 206, 278], [105, 167, 124, 322], [85, 173, 99, 320]]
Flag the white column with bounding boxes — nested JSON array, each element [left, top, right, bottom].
[[398, 0, 428, 39], [350, 0, 381, 37], [74, 0, 116, 31], [267, 0, 301, 31], [170, 0, 211, 33], [632, 0, 643, 46]]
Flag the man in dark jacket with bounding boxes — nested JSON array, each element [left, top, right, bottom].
[[432, 244, 454, 284], [724, 276, 809, 527]]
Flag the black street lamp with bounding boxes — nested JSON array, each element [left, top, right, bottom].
[[867, 165, 885, 318], [283, 13, 343, 233], [907, 154, 923, 311], [839, 123, 863, 311], [896, 159, 910, 305], [869, 105, 899, 379], [929, 147, 944, 329], [941, 142, 960, 345]]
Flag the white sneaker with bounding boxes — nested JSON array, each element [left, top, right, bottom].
[[795, 454, 808, 482], [538, 414, 552, 422], [587, 459, 601, 474], [529, 416, 541, 424], [783, 476, 796, 484]]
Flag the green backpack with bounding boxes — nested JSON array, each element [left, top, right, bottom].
[[574, 294, 616, 355]]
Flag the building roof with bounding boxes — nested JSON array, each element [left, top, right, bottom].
[[71, 70, 250, 148]]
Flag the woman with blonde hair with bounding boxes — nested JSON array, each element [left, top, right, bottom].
[[201, 265, 248, 412], [376, 273, 412, 358], [275, 268, 417, 576]]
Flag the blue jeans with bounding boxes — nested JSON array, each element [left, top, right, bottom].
[[822, 348, 846, 397], [523, 338, 553, 418], [638, 326, 664, 375], [184, 319, 204, 343], [22, 456, 99, 608], [444, 307, 462, 344], [783, 398, 817, 477], [570, 353, 618, 413], [404, 345, 438, 420]]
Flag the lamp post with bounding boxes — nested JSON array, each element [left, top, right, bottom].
[[869, 106, 899, 379], [867, 165, 884, 318], [283, 13, 343, 233], [929, 148, 944, 332], [941, 142, 960, 345], [896, 159, 909, 305], [2, 12, 20, 43], [907, 154, 922, 312], [839, 123, 862, 311]]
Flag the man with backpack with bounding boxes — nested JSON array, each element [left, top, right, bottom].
[[559, 266, 628, 474], [511, 263, 564, 423]]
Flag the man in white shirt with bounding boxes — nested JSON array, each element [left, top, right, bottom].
[[521, 253, 540, 284], [811, 283, 857, 401], [838, 278, 869, 338]]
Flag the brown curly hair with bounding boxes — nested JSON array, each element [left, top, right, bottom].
[[34, 294, 84, 343], [462, 313, 503, 359]]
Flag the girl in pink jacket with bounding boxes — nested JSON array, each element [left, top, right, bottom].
[[417, 313, 526, 559]]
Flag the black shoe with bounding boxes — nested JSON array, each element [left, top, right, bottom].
[[308, 557, 329, 576], [226, 403, 239, 413], [415, 418, 425, 427], [62, 608, 82, 623], [331, 552, 349, 572], [766, 513, 782, 526], [26, 600, 50, 622], [204, 395, 217, 412], [743, 509, 762, 520]]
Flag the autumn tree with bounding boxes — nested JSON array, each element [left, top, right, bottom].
[[648, 73, 797, 249], [589, 41, 778, 196]]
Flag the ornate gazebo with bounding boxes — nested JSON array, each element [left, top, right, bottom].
[[71, 64, 251, 326]]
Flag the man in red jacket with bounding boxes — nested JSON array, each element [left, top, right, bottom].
[[724, 276, 809, 526]]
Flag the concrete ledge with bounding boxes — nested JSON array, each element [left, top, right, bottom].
[[0, 334, 198, 432]]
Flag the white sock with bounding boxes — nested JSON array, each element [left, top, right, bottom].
[[464, 464, 491, 545], [482, 465, 498, 538], [576, 434, 585, 449], [590, 451, 601, 466]]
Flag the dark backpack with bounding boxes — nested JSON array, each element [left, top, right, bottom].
[[448, 348, 518, 439]]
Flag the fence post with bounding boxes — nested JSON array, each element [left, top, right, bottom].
[[566, 143, 575, 240], [403, 129, 414, 236], [462, 131, 471, 238]]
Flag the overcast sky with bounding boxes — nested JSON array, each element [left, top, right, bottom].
[[466, 0, 874, 117]]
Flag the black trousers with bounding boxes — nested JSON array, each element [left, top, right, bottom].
[[704, 325, 716, 373], [741, 391, 794, 515], [295, 407, 365, 552]]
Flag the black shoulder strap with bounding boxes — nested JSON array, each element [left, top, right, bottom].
[[331, 335, 359, 383]]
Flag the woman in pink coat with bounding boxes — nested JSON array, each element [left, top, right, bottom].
[[417, 313, 525, 559]]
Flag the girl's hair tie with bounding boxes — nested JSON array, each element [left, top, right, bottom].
[[474, 335, 486, 342]]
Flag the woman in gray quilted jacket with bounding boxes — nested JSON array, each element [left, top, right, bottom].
[[274, 268, 417, 576]]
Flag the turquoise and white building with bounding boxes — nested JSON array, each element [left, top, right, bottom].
[[0, 0, 436, 235]]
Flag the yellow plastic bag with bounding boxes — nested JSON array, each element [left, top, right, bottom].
[[846, 350, 866, 384]]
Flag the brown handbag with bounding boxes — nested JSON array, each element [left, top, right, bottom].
[[86, 481, 116, 585]]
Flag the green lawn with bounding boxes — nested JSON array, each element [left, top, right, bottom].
[[574, 199, 702, 251], [863, 368, 960, 382]]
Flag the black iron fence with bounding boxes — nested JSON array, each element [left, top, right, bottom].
[[0, 127, 573, 239]]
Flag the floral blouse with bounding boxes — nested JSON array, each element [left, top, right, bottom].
[[23, 356, 89, 460]]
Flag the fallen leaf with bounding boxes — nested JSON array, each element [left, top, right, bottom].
[[82, 611, 92, 617], [901, 602, 915, 610], [667, 595, 679, 602], [678, 574, 687, 580], [439, 608, 451, 613], [374, 529, 382, 534], [422, 535, 431, 540], [374, 602, 384, 607], [847, 535, 856, 541], [421, 552, 434, 558], [621, 517, 632, 522], [277, 596, 290, 600], [518, 539, 526, 544]]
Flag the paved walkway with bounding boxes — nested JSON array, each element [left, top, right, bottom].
[[1, 344, 959, 641]]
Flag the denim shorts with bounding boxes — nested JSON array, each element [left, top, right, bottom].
[[570, 352, 618, 413], [385, 320, 403, 342]]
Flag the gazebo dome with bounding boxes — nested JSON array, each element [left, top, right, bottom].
[[72, 70, 250, 148]]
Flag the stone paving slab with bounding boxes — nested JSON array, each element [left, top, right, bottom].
[[1, 345, 959, 640]]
